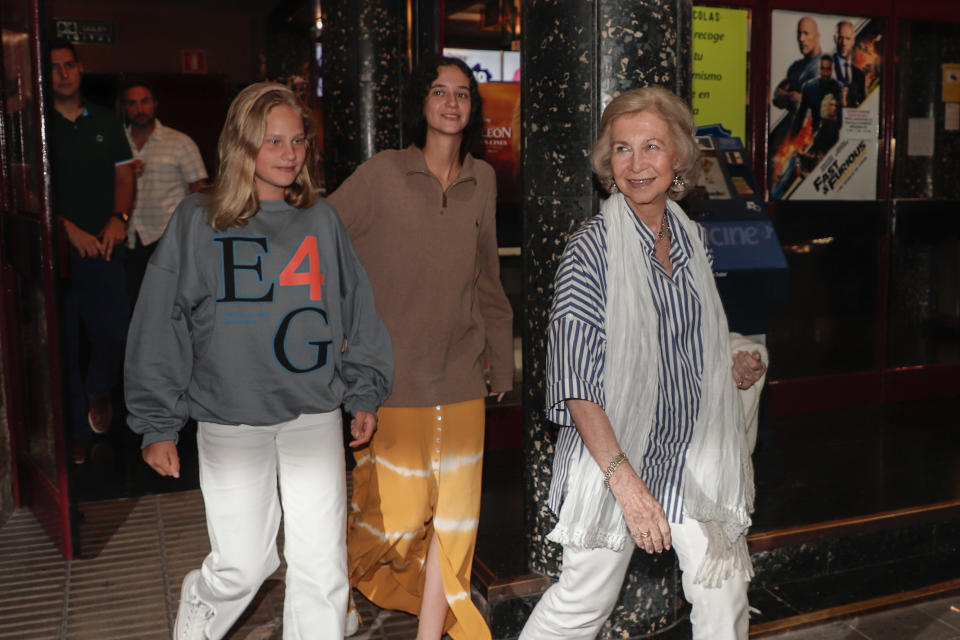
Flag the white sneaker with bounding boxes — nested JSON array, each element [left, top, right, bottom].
[[174, 570, 213, 640], [345, 593, 360, 636]]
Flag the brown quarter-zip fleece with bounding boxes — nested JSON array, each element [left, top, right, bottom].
[[327, 145, 514, 407]]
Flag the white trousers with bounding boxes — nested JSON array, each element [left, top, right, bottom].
[[520, 517, 749, 640], [191, 412, 348, 639]]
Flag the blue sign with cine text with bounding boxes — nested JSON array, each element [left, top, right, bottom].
[[700, 216, 789, 303], [703, 220, 786, 272], [686, 135, 789, 305]]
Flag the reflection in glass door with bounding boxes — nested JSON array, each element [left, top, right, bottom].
[[1, 0, 75, 556]]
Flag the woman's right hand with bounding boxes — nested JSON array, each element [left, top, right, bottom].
[[608, 464, 671, 554], [566, 398, 673, 554], [348, 410, 378, 447], [142, 440, 181, 478]]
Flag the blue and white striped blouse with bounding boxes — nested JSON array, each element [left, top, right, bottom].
[[545, 207, 712, 524]]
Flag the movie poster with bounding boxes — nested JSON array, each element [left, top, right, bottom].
[[476, 82, 521, 204], [768, 11, 883, 200]]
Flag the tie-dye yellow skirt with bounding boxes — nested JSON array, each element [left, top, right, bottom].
[[347, 398, 490, 640]]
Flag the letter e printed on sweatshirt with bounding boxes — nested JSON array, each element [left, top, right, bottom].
[[215, 234, 333, 374]]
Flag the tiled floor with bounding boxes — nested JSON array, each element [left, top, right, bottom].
[[1, 487, 958, 639], [0, 488, 427, 640], [760, 596, 960, 640], [4, 394, 959, 638]]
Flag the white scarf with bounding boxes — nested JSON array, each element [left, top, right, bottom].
[[547, 194, 755, 587]]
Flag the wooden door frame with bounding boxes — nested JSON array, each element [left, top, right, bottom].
[[0, 0, 75, 557]]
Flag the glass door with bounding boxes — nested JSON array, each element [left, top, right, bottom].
[[1, 0, 75, 556]]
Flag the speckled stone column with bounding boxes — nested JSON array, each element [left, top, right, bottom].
[[321, 0, 409, 191], [522, 0, 692, 636]]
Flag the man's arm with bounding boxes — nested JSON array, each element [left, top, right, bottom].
[[773, 77, 800, 111], [99, 161, 136, 260], [61, 216, 102, 258], [114, 161, 135, 213]]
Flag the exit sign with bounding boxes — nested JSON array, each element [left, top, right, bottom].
[[54, 18, 116, 45]]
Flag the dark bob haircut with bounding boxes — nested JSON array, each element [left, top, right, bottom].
[[404, 55, 483, 162]]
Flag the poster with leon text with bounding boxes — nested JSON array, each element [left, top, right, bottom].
[[768, 10, 883, 200]]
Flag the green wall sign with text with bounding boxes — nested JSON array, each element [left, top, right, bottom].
[[692, 7, 748, 143]]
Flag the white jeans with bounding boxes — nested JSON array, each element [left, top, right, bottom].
[[191, 412, 348, 639], [520, 517, 749, 640]]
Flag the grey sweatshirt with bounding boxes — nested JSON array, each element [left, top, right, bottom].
[[125, 194, 393, 447]]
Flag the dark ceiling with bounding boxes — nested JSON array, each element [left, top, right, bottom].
[[51, 0, 510, 49]]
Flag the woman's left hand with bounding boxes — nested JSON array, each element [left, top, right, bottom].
[[731, 350, 766, 390], [349, 411, 378, 447]]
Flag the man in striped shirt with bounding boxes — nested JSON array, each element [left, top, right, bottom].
[[121, 82, 207, 303]]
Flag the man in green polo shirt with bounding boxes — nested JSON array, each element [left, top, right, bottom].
[[48, 39, 136, 463]]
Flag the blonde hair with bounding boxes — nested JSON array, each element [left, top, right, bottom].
[[820, 93, 838, 119], [591, 87, 700, 200], [207, 82, 316, 230]]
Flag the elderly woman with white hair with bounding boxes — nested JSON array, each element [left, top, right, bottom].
[[519, 87, 767, 640]]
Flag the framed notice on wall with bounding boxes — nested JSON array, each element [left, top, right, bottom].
[[768, 10, 883, 200]]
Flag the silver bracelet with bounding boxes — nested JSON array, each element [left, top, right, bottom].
[[603, 451, 627, 488]]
